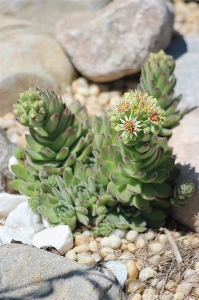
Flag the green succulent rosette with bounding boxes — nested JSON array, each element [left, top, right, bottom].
[[10, 88, 93, 196], [170, 180, 195, 207], [138, 50, 187, 136]]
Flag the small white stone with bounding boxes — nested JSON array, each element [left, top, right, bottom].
[[172, 231, 181, 239], [162, 291, 174, 300], [148, 242, 164, 254], [100, 261, 127, 288], [121, 238, 128, 244], [8, 155, 19, 176], [144, 231, 155, 241], [109, 235, 121, 249], [136, 238, 146, 248], [5, 201, 44, 239], [0, 226, 32, 245], [32, 225, 73, 255], [139, 267, 157, 281], [181, 282, 193, 296], [125, 279, 142, 293], [89, 240, 99, 252], [104, 254, 116, 261], [9, 133, 20, 144], [75, 86, 89, 97], [195, 261, 199, 272], [130, 293, 142, 300], [100, 247, 114, 258], [120, 243, 128, 251], [158, 234, 168, 245], [90, 253, 101, 262], [88, 84, 100, 96], [98, 92, 110, 106], [78, 256, 95, 264], [82, 230, 91, 237], [75, 234, 89, 246], [126, 230, 138, 242], [184, 269, 196, 280], [127, 243, 136, 253], [74, 93, 86, 105], [151, 278, 159, 287], [142, 288, 157, 300], [157, 279, 166, 289], [126, 260, 139, 279], [111, 229, 127, 239], [73, 244, 89, 253], [100, 237, 111, 248], [174, 292, 184, 300], [0, 193, 29, 217], [119, 254, 132, 260], [65, 249, 77, 261], [76, 252, 89, 261]]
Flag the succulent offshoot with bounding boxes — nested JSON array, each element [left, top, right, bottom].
[[171, 180, 195, 206]]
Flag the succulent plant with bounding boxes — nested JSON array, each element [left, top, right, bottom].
[[138, 50, 187, 136], [10, 88, 93, 195], [92, 220, 115, 238], [170, 180, 195, 206], [92, 91, 174, 230]]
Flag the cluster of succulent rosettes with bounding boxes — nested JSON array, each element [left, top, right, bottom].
[[108, 91, 165, 144], [170, 180, 195, 207], [11, 88, 94, 196], [138, 50, 187, 136], [28, 161, 118, 230], [91, 220, 115, 238]]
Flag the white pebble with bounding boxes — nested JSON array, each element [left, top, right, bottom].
[[162, 291, 174, 300], [127, 243, 136, 253], [174, 292, 184, 300], [82, 230, 91, 237], [74, 93, 86, 105], [195, 261, 199, 272], [98, 92, 110, 106], [119, 254, 132, 260], [125, 279, 142, 293], [136, 238, 146, 248], [5, 201, 44, 239], [75, 234, 89, 246], [76, 252, 89, 261], [181, 282, 193, 296], [144, 231, 155, 241], [100, 247, 114, 258], [8, 155, 19, 176], [100, 237, 111, 247], [0, 118, 15, 129], [73, 244, 89, 253], [9, 133, 20, 144], [32, 225, 73, 255], [0, 193, 29, 217], [148, 242, 164, 254], [88, 84, 100, 96], [139, 267, 157, 281], [120, 243, 128, 251], [184, 269, 196, 280], [104, 254, 116, 261], [126, 260, 139, 279], [157, 279, 166, 289], [90, 253, 101, 262], [75, 86, 89, 97], [130, 293, 141, 300], [109, 235, 121, 249], [142, 288, 157, 300], [111, 229, 127, 239], [78, 256, 95, 264], [89, 240, 99, 252], [172, 232, 181, 239], [65, 249, 77, 261], [126, 230, 138, 242], [158, 234, 168, 245]]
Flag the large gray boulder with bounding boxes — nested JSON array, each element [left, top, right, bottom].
[[0, 17, 77, 116], [0, 243, 126, 300], [169, 107, 199, 232], [56, 0, 174, 82], [0, 0, 112, 33]]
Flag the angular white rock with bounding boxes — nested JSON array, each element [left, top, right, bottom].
[[0, 192, 29, 217], [32, 225, 73, 255], [139, 267, 157, 281], [5, 201, 44, 239], [0, 226, 32, 245], [8, 155, 19, 176], [100, 261, 128, 289]]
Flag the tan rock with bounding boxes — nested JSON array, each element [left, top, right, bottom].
[[75, 234, 89, 246], [126, 260, 139, 279]]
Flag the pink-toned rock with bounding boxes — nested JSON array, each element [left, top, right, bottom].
[[169, 107, 199, 232], [56, 0, 174, 82]]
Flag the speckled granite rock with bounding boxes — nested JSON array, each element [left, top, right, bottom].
[[0, 243, 126, 300], [169, 107, 199, 232]]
